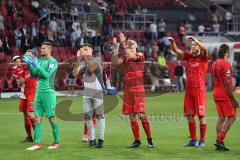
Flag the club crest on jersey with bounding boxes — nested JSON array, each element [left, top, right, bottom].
[[226, 70, 230, 77], [49, 63, 54, 69]]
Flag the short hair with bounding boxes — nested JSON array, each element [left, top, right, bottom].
[[80, 43, 93, 49], [218, 44, 229, 59], [128, 37, 138, 44], [41, 41, 54, 47]]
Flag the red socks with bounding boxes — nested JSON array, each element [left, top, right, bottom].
[[84, 119, 97, 136], [24, 118, 32, 138], [200, 124, 207, 141], [217, 131, 226, 142], [93, 118, 96, 126], [84, 123, 88, 135], [188, 119, 196, 141], [140, 115, 152, 139], [130, 119, 140, 141]]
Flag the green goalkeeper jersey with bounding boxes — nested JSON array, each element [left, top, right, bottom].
[[29, 56, 58, 93]]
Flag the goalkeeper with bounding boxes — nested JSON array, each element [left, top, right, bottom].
[[23, 41, 59, 150]]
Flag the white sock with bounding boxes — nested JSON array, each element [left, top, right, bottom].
[[97, 117, 105, 140], [86, 120, 95, 140]]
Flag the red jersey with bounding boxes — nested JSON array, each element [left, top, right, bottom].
[[23, 67, 37, 96], [123, 52, 145, 89], [11, 65, 24, 79], [183, 52, 208, 88], [212, 59, 232, 100]]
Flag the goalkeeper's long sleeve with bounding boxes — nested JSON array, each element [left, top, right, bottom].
[[29, 64, 38, 77]]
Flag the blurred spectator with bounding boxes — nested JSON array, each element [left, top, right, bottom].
[[210, 4, 222, 22], [198, 23, 205, 36], [174, 60, 184, 92], [67, 71, 75, 96], [0, 39, 4, 57], [151, 45, 159, 60], [40, 5, 48, 17], [96, 9, 104, 33], [158, 18, 166, 39], [149, 20, 157, 39], [157, 52, 166, 67], [71, 17, 81, 32], [188, 11, 196, 22], [178, 22, 185, 43], [235, 60, 240, 86], [142, 6, 148, 14], [212, 21, 220, 35], [211, 48, 218, 61], [81, 19, 88, 33], [83, 2, 91, 13], [144, 28, 153, 42], [49, 16, 58, 33], [21, 24, 30, 50], [14, 27, 22, 48], [160, 35, 171, 52], [103, 11, 113, 36], [47, 27, 54, 42], [0, 11, 5, 31], [3, 36, 11, 55], [58, 19, 67, 46], [70, 4, 78, 20], [225, 9, 232, 31], [185, 21, 192, 35], [149, 63, 160, 92], [71, 25, 81, 48], [31, 22, 38, 47]]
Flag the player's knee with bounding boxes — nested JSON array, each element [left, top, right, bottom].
[[95, 114, 104, 119], [129, 113, 137, 121], [187, 115, 195, 121], [84, 114, 91, 121], [229, 116, 236, 123], [35, 117, 41, 124], [49, 116, 56, 123]]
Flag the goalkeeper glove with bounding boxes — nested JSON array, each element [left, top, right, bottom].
[[22, 54, 32, 65], [31, 56, 40, 69]]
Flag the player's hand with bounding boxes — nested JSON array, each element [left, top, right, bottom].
[[235, 87, 240, 94], [231, 99, 239, 108], [168, 37, 175, 43], [185, 36, 196, 42], [113, 37, 120, 55], [119, 32, 126, 44], [76, 49, 82, 62], [31, 57, 40, 69], [23, 54, 32, 65]]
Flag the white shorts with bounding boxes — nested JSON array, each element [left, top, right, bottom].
[[83, 97, 104, 117]]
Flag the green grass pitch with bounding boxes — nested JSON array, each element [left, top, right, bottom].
[[1, 92, 240, 160]]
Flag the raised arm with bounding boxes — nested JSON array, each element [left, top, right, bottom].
[[72, 50, 82, 77], [29, 64, 38, 77], [168, 37, 184, 58], [111, 36, 123, 65], [38, 60, 58, 79], [186, 36, 208, 56]]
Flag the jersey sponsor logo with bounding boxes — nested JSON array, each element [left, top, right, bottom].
[[191, 62, 200, 68]]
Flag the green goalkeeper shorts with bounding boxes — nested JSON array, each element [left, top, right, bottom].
[[34, 91, 56, 118]]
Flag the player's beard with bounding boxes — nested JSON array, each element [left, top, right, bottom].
[[41, 52, 47, 57]]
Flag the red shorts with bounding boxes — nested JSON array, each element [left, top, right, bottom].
[[19, 96, 34, 112], [215, 100, 236, 117], [184, 87, 206, 116], [122, 86, 145, 115]]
